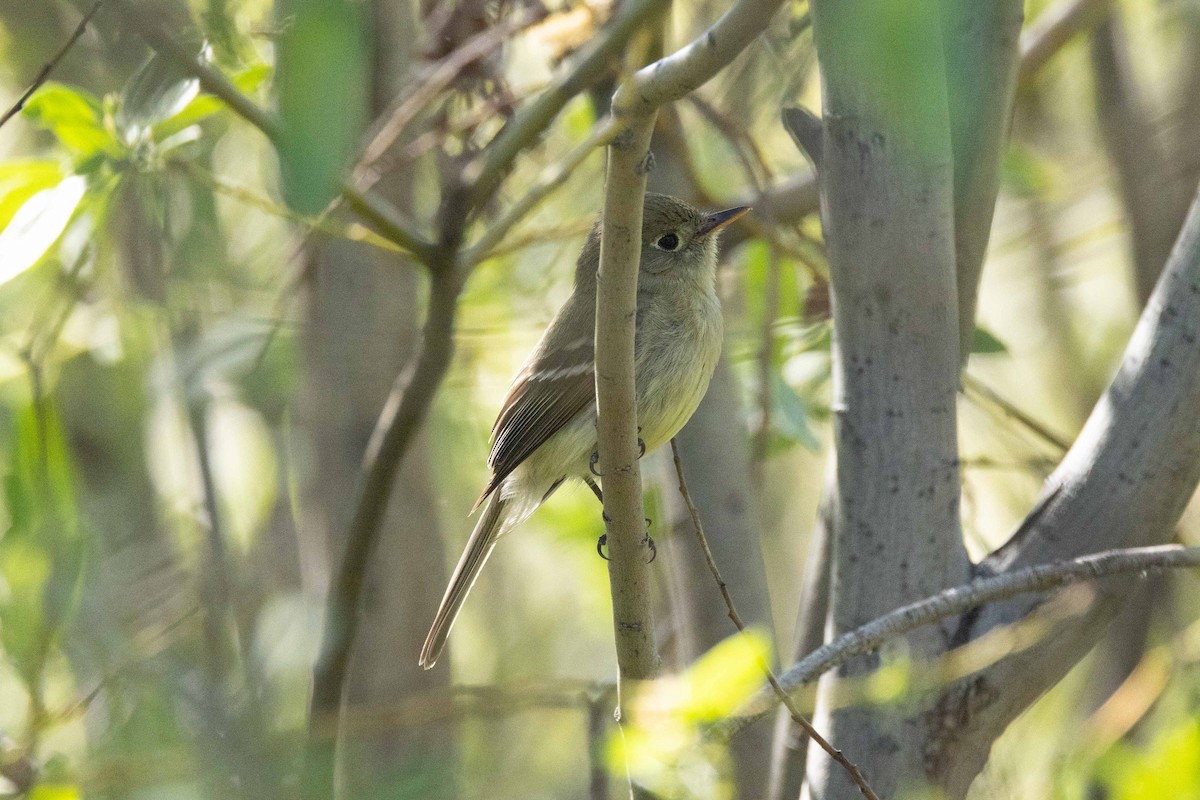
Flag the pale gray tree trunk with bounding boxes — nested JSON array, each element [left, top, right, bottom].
[[298, 1, 454, 795]]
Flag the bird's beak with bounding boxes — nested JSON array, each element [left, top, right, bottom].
[[696, 206, 751, 238]]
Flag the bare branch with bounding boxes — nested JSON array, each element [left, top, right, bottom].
[[943, 0, 1025, 360], [804, 2, 969, 794], [730, 545, 1200, 730], [671, 442, 879, 800], [309, 270, 462, 720], [0, 0, 103, 131], [463, 118, 620, 266], [595, 114, 661, 683], [620, 0, 788, 114], [781, 106, 823, 171], [1018, 0, 1108, 85], [465, 0, 673, 209]]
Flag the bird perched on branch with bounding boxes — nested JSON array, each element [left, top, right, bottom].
[[420, 193, 749, 669]]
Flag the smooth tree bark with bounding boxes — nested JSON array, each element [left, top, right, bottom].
[[926, 185, 1200, 796], [802, 1, 971, 796], [1090, 9, 1191, 305]]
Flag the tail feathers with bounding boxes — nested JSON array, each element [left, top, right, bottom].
[[420, 493, 508, 669]]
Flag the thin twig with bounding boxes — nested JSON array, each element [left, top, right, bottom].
[[462, 117, 620, 266], [670, 440, 881, 800], [465, 0, 673, 209], [167, 158, 403, 253], [1018, 0, 1109, 85], [352, 8, 546, 187], [725, 544, 1200, 734], [0, 0, 103, 130], [963, 374, 1072, 453]]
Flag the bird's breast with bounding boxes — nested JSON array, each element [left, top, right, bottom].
[[634, 291, 724, 453]]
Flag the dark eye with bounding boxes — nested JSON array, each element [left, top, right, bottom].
[[656, 233, 680, 251]]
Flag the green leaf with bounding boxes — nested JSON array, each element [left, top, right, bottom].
[[28, 784, 81, 800], [0, 160, 66, 231], [1002, 143, 1058, 198], [971, 326, 1008, 355], [118, 50, 204, 137], [680, 630, 773, 722], [152, 63, 272, 142], [275, 0, 368, 214], [21, 83, 119, 158], [1, 403, 84, 685], [0, 175, 88, 286], [1100, 718, 1200, 800], [769, 372, 821, 452]]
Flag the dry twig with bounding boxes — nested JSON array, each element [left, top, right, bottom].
[[670, 440, 881, 800], [0, 0, 103, 130]]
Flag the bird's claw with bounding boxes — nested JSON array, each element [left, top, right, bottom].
[[590, 430, 644, 475], [596, 527, 654, 563]]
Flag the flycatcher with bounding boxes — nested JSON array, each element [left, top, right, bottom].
[[420, 193, 749, 669]]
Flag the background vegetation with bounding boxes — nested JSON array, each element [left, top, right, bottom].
[[0, 0, 1198, 797]]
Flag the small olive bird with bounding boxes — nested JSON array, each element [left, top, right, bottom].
[[419, 194, 749, 669]]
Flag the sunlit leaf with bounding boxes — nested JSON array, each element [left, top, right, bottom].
[[1100, 718, 1200, 800], [0, 175, 87, 286], [680, 629, 773, 722], [275, 0, 368, 214], [0, 160, 65, 232], [118, 49, 205, 139], [152, 63, 272, 142], [21, 83, 118, 159], [27, 784, 82, 800]]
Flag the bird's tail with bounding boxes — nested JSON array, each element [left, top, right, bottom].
[[419, 492, 508, 669]]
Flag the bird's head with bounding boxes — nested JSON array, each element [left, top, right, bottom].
[[574, 194, 750, 289]]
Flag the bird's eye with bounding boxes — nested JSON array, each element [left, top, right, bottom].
[[656, 233, 680, 251]]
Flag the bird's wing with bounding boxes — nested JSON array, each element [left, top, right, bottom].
[[474, 323, 595, 508]]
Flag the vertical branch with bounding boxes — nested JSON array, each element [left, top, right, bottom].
[[309, 265, 461, 721], [1090, 9, 1190, 305], [805, 0, 969, 796], [941, 0, 1025, 358], [595, 114, 662, 685], [765, 465, 833, 800]]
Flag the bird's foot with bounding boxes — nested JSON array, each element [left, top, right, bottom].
[[589, 429, 645, 476], [595, 521, 655, 563]]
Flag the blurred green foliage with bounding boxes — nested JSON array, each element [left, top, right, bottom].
[[0, 0, 1196, 798]]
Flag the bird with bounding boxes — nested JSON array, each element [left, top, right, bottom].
[[419, 193, 750, 669]]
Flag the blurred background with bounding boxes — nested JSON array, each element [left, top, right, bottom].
[[0, 0, 1198, 797]]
